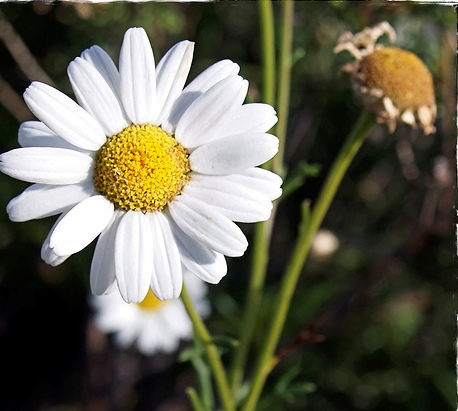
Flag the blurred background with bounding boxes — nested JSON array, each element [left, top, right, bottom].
[[0, 2, 455, 411]]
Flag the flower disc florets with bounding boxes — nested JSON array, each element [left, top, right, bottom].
[[137, 289, 167, 310], [94, 124, 190, 212], [334, 22, 436, 134]]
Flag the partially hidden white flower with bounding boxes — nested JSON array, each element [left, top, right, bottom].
[[91, 273, 209, 355], [0, 27, 282, 302]]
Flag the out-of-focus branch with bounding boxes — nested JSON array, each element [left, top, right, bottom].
[[0, 9, 54, 86], [0, 74, 33, 122]]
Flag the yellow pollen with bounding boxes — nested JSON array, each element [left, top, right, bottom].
[[360, 47, 435, 111], [137, 289, 166, 311], [94, 124, 190, 212]]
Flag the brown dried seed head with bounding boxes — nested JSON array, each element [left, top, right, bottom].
[[359, 47, 435, 112]]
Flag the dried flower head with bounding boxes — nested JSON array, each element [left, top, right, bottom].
[[334, 22, 436, 135]]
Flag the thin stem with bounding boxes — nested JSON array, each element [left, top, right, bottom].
[[191, 332, 215, 410], [228, 0, 277, 395], [0, 9, 54, 85], [258, 0, 276, 107], [229, 215, 275, 394], [241, 111, 377, 411], [181, 284, 235, 411], [0, 74, 33, 122], [272, 0, 294, 177], [186, 387, 208, 411]]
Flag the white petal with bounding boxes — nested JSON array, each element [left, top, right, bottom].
[[167, 215, 227, 283], [213, 103, 278, 138], [189, 133, 279, 175], [18, 121, 88, 153], [162, 59, 240, 133], [92, 296, 135, 340], [90, 210, 123, 295], [68, 57, 129, 136], [183, 176, 272, 222], [218, 168, 283, 201], [0, 147, 94, 185], [41, 213, 71, 266], [80, 45, 121, 99], [119, 27, 156, 125], [7, 179, 94, 222], [23, 82, 106, 151], [154, 305, 192, 347], [155, 41, 194, 126], [168, 195, 247, 257], [115, 321, 139, 348], [175, 75, 248, 148], [147, 212, 183, 300], [184, 59, 240, 93], [137, 318, 171, 354], [49, 195, 114, 256], [114, 211, 153, 303], [182, 249, 228, 284]]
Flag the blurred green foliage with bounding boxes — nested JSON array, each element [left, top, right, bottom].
[[0, 2, 455, 411]]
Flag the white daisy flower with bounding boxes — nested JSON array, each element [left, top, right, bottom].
[[0, 27, 282, 302], [91, 273, 210, 355]]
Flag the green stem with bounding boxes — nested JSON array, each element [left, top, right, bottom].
[[272, 0, 294, 177], [229, 216, 275, 394], [181, 284, 235, 411], [191, 332, 215, 410], [241, 111, 376, 411], [258, 0, 276, 107], [186, 387, 208, 411], [228, 0, 277, 395]]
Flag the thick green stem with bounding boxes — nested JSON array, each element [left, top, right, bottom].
[[186, 388, 208, 411], [272, 0, 294, 177], [229, 216, 275, 394], [181, 284, 235, 411], [241, 111, 376, 411], [258, 0, 276, 107], [228, 0, 277, 395]]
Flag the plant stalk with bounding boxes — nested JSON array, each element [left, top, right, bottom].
[[241, 111, 376, 411], [181, 284, 235, 411]]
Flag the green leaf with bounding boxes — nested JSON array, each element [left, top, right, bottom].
[[281, 161, 321, 199], [186, 387, 209, 411], [257, 365, 316, 410]]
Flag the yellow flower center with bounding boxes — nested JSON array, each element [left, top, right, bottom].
[[137, 289, 166, 311], [360, 47, 435, 111], [94, 124, 190, 212]]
